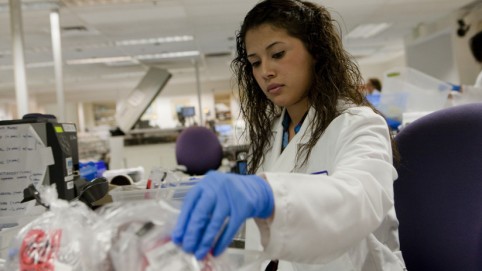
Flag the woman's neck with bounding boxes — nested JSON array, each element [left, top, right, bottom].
[[286, 102, 309, 125]]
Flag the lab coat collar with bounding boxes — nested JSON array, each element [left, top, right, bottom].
[[271, 107, 316, 145], [271, 99, 352, 144], [266, 100, 353, 172], [264, 108, 315, 172]]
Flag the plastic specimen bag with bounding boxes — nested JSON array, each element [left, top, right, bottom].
[[4, 185, 267, 271]]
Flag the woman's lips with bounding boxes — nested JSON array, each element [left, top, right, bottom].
[[267, 84, 283, 94]]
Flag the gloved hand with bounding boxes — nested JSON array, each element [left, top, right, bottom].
[[171, 171, 274, 260]]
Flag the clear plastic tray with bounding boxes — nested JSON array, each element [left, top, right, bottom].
[[378, 67, 451, 120], [109, 180, 198, 208]]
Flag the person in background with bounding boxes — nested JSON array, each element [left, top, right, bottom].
[[171, 0, 405, 270], [363, 77, 400, 130], [469, 30, 482, 87], [363, 77, 382, 107], [449, 30, 482, 105], [365, 77, 382, 95]]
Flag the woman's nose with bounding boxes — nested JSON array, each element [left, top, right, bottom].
[[261, 61, 275, 79]]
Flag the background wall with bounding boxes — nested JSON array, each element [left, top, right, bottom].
[[453, 7, 482, 85], [3, 4, 482, 130], [404, 6, 482, 85], [358, 54, 407, 89]]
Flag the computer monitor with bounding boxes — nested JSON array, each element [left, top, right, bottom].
[[115, 67, 171, 133], [215, 124, 233, 136], [181, 106, 195, 117]]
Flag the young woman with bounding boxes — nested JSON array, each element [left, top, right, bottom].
[[449, 31, 482, 106], [172, 1, 405, 270]]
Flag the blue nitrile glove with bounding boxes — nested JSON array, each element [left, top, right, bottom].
[[385, 117, 401, 131], [171, 171, 274, 260], [448, 83, 461, 92]]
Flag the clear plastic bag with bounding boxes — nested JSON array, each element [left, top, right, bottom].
[[4, 185, 268, 271], [146, 167, 183, 189], [4, 185, 99, 271], [88, 199, 238, 271]]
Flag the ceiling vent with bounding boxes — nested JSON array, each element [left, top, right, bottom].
[[204, 52, 232, 58], [61, 25, 99, 37], [62, 26, 87, 32]]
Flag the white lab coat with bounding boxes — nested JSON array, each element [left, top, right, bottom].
[[451, 70, 482, 106], [475, 70, 482, 87], [246, 103, 406, 271]]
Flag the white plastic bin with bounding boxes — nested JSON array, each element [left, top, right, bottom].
[[378, 67, 451, 120]]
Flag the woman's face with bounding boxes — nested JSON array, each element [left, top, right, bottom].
[[245, 24, 314, 110]]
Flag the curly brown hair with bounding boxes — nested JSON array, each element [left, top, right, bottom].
[[231, 0, 395, 173]]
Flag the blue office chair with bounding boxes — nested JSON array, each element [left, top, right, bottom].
[[175, 126, 223, 176], [394, 103, 482, 271]]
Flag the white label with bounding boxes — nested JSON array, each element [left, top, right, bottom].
[[66, 157, 73, 176], [65, 175, 74, 182], [66, 181, 74, 190], [62, 124, 76, 132]]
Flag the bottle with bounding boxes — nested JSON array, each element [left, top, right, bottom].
[[236, 152, 248, 175], [146, 167, 166, 189]]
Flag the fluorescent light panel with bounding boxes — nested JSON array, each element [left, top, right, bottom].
[[66, 50, 200, 65], [116, 35, 194, 46], [62, 0, 147, 6], [66, 56, 133, 65], [1, 50, 200, 68], [0, 1, 59, 12], [347, 23, 391, 39], [137, 50, 199, 60], [0, 35, 194, 55], [0, 61, 54, 70]]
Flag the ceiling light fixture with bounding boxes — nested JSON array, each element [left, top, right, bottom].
[[61, 0, 147, 6], [66, 50, 200, 65], [136, 50, 200, 60], [0, 61, 54, 70], [66, 56, 133, 65], [115, 35, 194, 46], [346, 23, 391, 39], [0, 1, 59, 12]]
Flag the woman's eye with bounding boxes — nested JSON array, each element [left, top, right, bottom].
[[272, 51, 285, 59], [250, 61, 260, 67]]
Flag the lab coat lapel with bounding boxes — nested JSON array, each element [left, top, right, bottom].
[[262, 113, 283, 171], [268, 108, 314, 172]]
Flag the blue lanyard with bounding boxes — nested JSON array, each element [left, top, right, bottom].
[[281, 111, 307, 152]]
